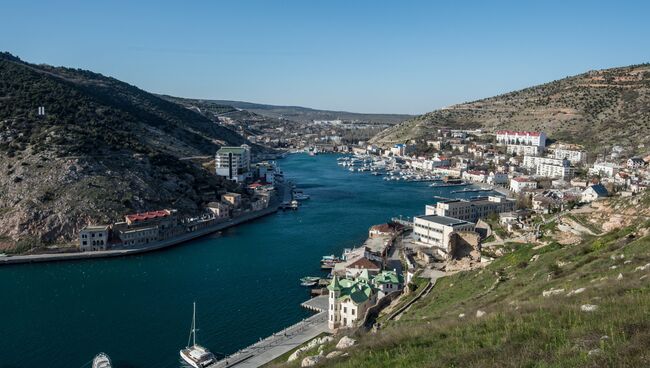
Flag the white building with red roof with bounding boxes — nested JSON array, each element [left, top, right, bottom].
[[510, 176, 538, 193]]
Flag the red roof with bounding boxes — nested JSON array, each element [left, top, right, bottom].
[[126, 210, 170, 223], [248, 183, 263, 189], [347, 257, 381, 270], [512, 177, 533, 183], [496, 130, 541, 136]]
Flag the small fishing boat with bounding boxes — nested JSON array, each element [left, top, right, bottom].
[[180, 303, 216, 368], [92, 353, 112, 368], [300, 276, 320, 283]]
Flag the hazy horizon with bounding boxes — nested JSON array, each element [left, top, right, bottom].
[[2, 0, 649, 114]]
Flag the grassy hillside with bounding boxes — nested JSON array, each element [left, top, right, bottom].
[[279, 193, 650, 367], [372, 64, 650, 152], [0, 52, 250, 251]]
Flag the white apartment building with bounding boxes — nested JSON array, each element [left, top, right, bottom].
[[523, 156, 573, 180], [462, 170, 488, 183], [496, 130, 547, 147], [215, 145, 251, 182], [413, 215, 475, 256], [551, 147, 587, 165], [589, 162, 620, 178], [507, 144, 543, 156], [427, 196, 515, 223], [510, 177, 538, 193]]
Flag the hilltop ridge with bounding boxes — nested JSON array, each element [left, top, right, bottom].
[[372, 64, 650, 152]]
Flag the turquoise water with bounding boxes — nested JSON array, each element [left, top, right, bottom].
[[0, 154, 493, 367]]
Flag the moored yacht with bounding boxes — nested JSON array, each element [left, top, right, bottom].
[[92, 353, 112, 368], [180, 302, 216, 368]]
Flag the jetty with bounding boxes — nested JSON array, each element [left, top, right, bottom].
[[209, 296, 329, 368]]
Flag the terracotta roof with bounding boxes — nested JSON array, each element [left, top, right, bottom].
[[512, 177, 534, 183], [347, 257, 381, 270], [125, 210, 170, 223]]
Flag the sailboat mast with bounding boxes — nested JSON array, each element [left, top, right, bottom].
[[192, 302, 197, 347]]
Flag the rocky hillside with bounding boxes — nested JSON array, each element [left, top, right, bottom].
[[0, 52, 252, 251], [372, 64, 650, 151], [276, 192, 650, 367]]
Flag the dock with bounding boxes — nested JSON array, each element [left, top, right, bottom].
[[209, 296, 329, 368]]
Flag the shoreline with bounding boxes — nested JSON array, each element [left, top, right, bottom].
[[0, 182, 292, 266]]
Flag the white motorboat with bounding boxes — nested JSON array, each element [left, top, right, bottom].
[[180, 303, 216, 368], [92, 353, 112, 368]]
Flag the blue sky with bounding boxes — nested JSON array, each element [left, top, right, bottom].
[[1, 0, 649, 114]]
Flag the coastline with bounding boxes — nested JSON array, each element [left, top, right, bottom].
[[0, 182, 291, 266]]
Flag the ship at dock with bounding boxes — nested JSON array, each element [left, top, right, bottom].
[[180, 303, 216, 368]]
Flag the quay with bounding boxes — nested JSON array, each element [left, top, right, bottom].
[[209, 296, 329, 368], [0, 181, 293, 266]]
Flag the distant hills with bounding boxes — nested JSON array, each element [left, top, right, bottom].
[[372, 64, 650, 152], [0, 52, 250, 250], [195, 99, 413, 125]]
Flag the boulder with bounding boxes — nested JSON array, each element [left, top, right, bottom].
[[326, 351, 344, 359], [476, 310, 486, 318], [581, 304, 598, 312], [301, 355, 322, 367], [542, 288, 565, 297], [336, 336, 357, 349], [566, 288, 586, 296]]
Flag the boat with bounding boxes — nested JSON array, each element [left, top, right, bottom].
[[180, 302, 216, 368], [320, 255, 340, 263], [293, 192, 310, 201], [92, 353, 112, 368], [300, 276, 320, 283]]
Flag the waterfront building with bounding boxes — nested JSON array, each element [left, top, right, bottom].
[[206, 202, 230, 220], [215, 145, 251, 182], [428, 196, 516, 223], [79, 225, 110, 251], [413, 215, 475, 257], [510, 177, 538, 193], [462, 170, 487, 183], [327, 276, 376, 330], [345, 257, 382, 279], [114, 209, 180, 247], [221, 192, 242, 208], [496, 130, 547, 147]]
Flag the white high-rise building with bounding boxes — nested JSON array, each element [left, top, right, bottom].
[[215, 145, 251, 182], [496, 131, 547, 147]]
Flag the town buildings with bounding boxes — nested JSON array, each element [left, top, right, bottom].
[[523, 156, 574, 180], [510, 177, 538, 193], [550, 145, 587, 165], [413, 215, 475, 257], [215, 145, 251, 182], [428, 196, 515, 223], [496, 130, 547, 147], [582, 184, 609, 203], [589, 162, 620, 177], [79, 225, 110, 251]]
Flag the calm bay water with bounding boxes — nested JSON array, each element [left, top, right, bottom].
[[0, 154, 492, 368]]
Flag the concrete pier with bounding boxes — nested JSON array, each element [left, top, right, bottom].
[[209, 305, 329, 368]]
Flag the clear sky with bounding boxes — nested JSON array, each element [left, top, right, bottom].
[[1, 0, 649, 114]]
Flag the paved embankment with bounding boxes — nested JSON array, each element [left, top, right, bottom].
[[0, 205, 279, 266], [210, 296, 329, 368]]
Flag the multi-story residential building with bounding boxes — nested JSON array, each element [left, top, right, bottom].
[[589, 162, 620, 177], [523, 156, 573, 180], [428, 196, 516, 222], [496, 130, 547, 147], [510, 177, 538, 193], [215, 145, 251, 182], [113, 209, 180, 247], [413, 215, 475, 256], [551, 146, 587, 165], [221, 192, 242, 208], [507, 144, 543, 156], [79, 225, 110, 251]]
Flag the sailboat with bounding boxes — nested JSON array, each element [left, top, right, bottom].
[[180, 302, 216, 368]]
